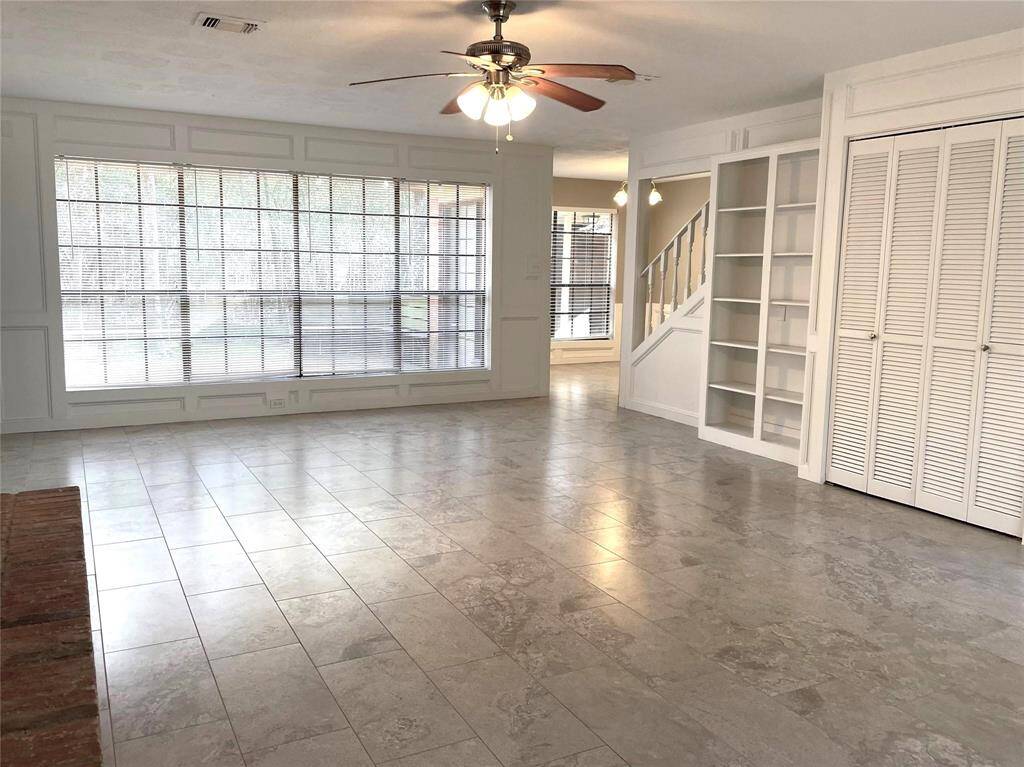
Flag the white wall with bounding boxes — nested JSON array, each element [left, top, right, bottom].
[[801, 28, 1024, 483], [619, 99, 823, 425], [0, 99, 554, 432]]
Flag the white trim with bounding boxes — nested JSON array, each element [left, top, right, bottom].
[[801, 28, 1024, 489], [0, 97, 554, 431]]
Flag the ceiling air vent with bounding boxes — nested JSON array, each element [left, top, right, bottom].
[[194, 12, 262, 34]]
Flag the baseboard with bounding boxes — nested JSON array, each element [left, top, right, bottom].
[[620, 397, 698, 426]]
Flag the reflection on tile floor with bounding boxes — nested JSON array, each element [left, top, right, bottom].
[[3, 362, 1022, 766]]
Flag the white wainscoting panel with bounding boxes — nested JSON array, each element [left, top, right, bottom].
[[1, 327, 52, 421], [0, 98, 553, 432]]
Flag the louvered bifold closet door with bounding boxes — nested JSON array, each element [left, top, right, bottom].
[[914, 122, 1002, 520], [865, 132, 944, 504], [827, 137, 894, 491], [967, 119, 1024, 536]]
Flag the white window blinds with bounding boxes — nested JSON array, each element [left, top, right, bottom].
[[550, 209, 614, 340], [55, 157, 489, 389]]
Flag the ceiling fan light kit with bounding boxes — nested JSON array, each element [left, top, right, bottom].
[[349, 0, 636, 146]]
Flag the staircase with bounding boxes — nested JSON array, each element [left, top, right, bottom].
[[636, 201, 709, 353]]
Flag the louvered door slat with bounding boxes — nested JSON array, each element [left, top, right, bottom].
[[829, 336, 875, 483], [987, 134, 1024, 347], [919, 347, 975, 506], [828, 138, 893, 490], [837, 151, 890, 333], [914, 123, 1000, 521], [865, 133, 943, 504], [971, 356, 1024, 527], [882, 145, 941, 337], [870, 342, 923, 493], [968, 120, 1024, 537], [932, 138, 997, 343]]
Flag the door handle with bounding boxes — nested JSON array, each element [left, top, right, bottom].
[[869, 332, 877, 340], [981, 343, 990, 352]]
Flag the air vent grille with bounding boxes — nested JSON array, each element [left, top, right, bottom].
[[194, 12, 261, 34]]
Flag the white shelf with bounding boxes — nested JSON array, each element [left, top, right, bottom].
[[703, 141, 817, 468], [713, 296, 761, 304], [711, 339, 759, 350], [718, 205, 766, 214], [767, 344, 807, 356], [706, 420, 755, 438], [762, 431, 800, 451], [709, 380, 756, 396], [764, 387, 803, 405]]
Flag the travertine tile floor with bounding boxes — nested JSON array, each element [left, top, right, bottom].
[[2, 363, 1022, 766]]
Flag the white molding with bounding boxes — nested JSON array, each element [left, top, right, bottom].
[[54, 114, 176, 150], [621, 396, 698, 427], [620, 101, 822, 420], [0, 97, 553, 431], [801, 28, 1024, 486]]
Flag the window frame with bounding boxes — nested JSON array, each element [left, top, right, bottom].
[[53, 155, 493, 391], [549, 205, 617, 342]]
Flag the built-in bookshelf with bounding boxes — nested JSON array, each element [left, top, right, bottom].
[[700, 140, 820, 464]]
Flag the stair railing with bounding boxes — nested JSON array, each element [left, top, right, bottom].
[[637, 200, 709, 342]]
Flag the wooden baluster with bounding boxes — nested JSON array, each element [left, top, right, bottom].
[[701, 201, 710, 285], [685, 221, 695, 300], [671, 232, 682, 311], [658, 251, 668, 325], [646, 268, 654, 337]]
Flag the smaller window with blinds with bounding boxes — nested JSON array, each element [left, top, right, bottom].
[[550, 209, 615, 340]]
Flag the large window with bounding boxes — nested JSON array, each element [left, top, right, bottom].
[[55, 157, 488, 389], [550, 209, 615, 340]]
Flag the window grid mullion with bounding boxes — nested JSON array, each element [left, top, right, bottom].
[[56, 158, 488, 389], [178, 167, 193, 383]]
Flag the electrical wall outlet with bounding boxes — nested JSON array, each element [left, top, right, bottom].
[[269, 398, 286, 410]]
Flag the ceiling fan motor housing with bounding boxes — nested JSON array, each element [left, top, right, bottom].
[[466, 39, 531, 69]]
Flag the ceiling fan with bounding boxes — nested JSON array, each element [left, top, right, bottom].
[[349, 0, 635, 137]]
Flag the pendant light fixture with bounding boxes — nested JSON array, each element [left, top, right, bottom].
[[613, 182, 628, 206], [648, 181, 663, 206]]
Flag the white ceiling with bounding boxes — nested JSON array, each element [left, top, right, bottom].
[[2, 2, 1021, 179]]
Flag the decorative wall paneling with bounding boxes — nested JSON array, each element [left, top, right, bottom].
[[0, 98, 553, 432]]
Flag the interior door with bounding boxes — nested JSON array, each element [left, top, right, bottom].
[[914, 122, 1002, 520], [864, 131, 944, 504], [827, 137, 894, 491], [967, 118, 1024, 536]]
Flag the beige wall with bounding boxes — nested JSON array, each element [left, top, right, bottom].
[[645, 176, 711, 265], [552, 177, 627, 302]]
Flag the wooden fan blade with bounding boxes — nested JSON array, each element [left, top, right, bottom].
[[441, 82, 480, 115], [520, 64, 636, 81], [440, 50, 501, 71], [349, 72, 469, 86], [519, 77, 605, 112]]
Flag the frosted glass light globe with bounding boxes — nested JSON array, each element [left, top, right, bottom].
[[457, 82, 490, 121], [483, 93, 512, 126], [506, 86, 536, 121]]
